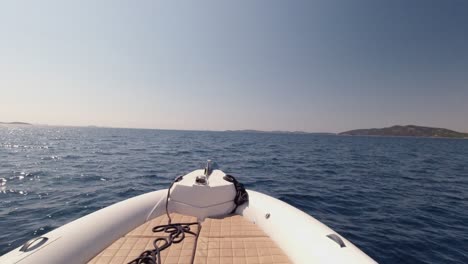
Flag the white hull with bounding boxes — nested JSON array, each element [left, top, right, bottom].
[[1, 169, 376, 264]]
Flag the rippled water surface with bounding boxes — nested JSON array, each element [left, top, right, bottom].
[[1, 126, 467, 263]]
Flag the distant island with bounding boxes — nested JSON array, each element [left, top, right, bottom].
[[225, 129, 334, 135], [0, 122, 32, 125], [340, 125, 468, 139]]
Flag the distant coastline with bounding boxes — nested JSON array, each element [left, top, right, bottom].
[[339, 125, 468, 139], [1, 122, 466, 139], [225, 129, 334, 135], [0, 122, 32, 125]]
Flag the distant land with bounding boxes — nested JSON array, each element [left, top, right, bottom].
[[340, 125, 468, 139], [225, 129, 334, 135], [0, 122, 32, 125]]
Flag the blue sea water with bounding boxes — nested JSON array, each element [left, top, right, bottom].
[[0, 126, 467, 263]]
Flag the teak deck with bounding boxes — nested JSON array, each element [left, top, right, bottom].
[[88, 213, 291, 264]]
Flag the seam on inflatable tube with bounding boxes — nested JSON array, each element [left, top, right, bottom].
[[145, 190, 167, 221]]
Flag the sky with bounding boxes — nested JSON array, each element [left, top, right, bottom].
[[1, 0, 467, 133]]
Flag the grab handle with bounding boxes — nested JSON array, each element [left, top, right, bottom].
[[20, 236, 48, 252]]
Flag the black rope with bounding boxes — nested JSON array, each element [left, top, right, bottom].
[[166, 175, 183, 224], [223, 174, 249, 214], [129, 175, 202, 264], [128, 222, 200, 264]]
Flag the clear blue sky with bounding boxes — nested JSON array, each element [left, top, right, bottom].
[[1, 0, 467, 132]]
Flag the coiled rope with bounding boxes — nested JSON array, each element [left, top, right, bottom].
[[128, 175, 201, 264], [223, 174, 249, 214], [128, 222, 200, 264]]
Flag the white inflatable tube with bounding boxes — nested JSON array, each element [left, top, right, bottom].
[[0, 190, 167, 264], [240, 190, 376, 264]]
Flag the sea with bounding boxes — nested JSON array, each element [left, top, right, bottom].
[[0, 126, 467, 263]]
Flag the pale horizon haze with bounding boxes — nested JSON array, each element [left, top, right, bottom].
[[1, 1, 467, 133]]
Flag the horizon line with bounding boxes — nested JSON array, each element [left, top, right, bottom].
[[2, 121, 468, 134]]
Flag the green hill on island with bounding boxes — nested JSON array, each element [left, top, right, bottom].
[[340, 125, 468, 138]]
